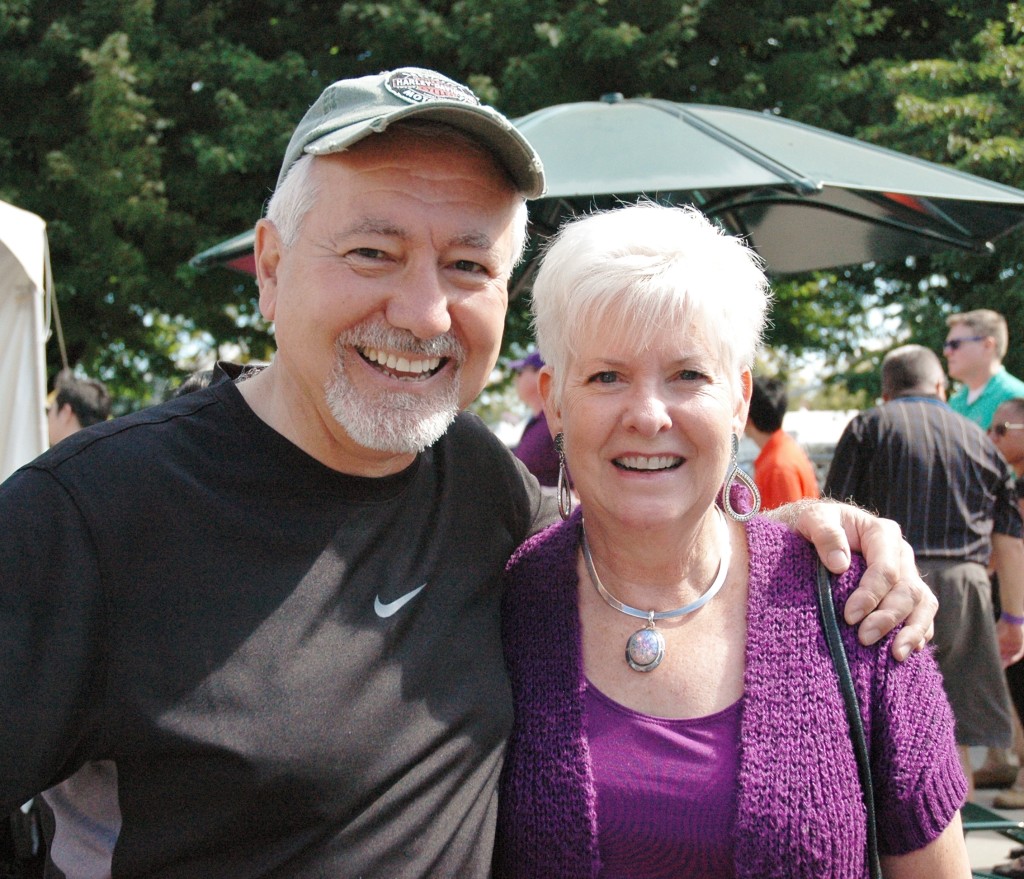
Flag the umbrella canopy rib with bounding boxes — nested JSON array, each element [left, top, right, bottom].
[[638, 99, 822, 197]]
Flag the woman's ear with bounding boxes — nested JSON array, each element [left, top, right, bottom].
[[538, 367, 561, 437], [735, 368, 753, 433]]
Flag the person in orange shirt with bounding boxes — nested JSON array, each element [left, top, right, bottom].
[[744, 376, 820, 510]]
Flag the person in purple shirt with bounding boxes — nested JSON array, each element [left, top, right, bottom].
[[509, 350, 560, 487], [496, 203, 969, 878]]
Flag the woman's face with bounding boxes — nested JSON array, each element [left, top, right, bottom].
[[541, 313, 750, 533]]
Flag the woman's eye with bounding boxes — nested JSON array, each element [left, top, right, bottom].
[[678, 369, 705, 381], [590, 371, 618, 384]]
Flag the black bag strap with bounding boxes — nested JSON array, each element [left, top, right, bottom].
[[815, 560, 882, 879]]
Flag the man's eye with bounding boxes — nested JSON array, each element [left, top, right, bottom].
[[350, 248, 387, 260], [452, 259, 487, 274]]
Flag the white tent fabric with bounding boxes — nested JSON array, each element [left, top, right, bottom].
[[0, 199, 49, 483]]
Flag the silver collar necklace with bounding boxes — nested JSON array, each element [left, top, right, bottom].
[[581, 507, 731, 673]]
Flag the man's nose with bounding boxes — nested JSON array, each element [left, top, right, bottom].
[[385, 264, 452, 340]]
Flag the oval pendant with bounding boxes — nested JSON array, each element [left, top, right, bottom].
[[625, 626, 665, 672]]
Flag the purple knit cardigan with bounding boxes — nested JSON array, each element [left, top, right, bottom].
[[495, 513, 966, 878]]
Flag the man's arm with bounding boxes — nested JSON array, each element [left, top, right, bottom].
[[992, 532, 1024, 666], [767, 499, 936, 662], [0, 468, 106, 810]]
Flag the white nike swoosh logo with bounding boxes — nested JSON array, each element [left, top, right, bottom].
[[374, 584, 427, 618]]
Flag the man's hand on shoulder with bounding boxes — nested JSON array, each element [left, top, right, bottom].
[[768, 499, 936, 661]]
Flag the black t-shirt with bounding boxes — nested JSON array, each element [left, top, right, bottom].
[[0, 373, 553, 877]]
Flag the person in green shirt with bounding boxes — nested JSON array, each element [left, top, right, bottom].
[[944, 308, 1024, 430], [946, 310, 1024, 792]]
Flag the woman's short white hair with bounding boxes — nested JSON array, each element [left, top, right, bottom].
[[531, 202, 772, 406], [264, 123, 531, 264]]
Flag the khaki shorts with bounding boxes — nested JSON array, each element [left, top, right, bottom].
[[919, 558, 1013, 747]]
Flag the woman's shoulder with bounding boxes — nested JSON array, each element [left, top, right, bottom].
[[503, 514, 582, 616], [745, 515, 867, 605], [501, 514, 582, 656], [507, 513, 579, 570]]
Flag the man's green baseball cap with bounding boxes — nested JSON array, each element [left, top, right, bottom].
[[277, 67, 546, 197]]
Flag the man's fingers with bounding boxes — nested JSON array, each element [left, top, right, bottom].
[[788, 500, 852, 574], [889, 595, 936, 661], [841, 520, 913, 626], [788, 500, 938, 661], [845, 536, 934, 661]]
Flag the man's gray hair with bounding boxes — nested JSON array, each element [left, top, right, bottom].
[[881, 344, 946, 399], [264, 121, 530, 265]]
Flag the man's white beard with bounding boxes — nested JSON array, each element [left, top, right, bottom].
[[325, 322, 465, 454]]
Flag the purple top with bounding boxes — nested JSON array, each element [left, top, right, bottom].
[[586, 683, 739, 878], [512, 412, 559, 487], [495, 513, 967, 879]]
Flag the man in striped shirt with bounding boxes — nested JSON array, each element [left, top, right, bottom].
[[825, 344, 1024, 801]]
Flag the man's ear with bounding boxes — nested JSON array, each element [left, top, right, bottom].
[[538, 367, 561, 437], [56, 404, 80, 433], [254, 219, 283, 321]]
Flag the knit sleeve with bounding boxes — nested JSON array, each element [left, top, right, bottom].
[[833, 566, 967, 855]]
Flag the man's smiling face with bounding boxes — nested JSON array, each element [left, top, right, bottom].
[[255, 127, 522, 465]]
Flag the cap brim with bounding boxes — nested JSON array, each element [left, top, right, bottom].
[[303, 102, 546, 199]]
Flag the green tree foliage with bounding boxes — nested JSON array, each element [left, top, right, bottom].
[[805, 2, 1024, 392], [1, 0, 315, 404], [1, 0, 1022, 407]]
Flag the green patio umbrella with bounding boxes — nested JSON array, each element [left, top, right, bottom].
[[190, 229, 256, 277], [191, 94, 1024, 282]]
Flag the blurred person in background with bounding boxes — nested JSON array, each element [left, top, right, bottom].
[[743, 375, 820, 510], [944, 309, 1024, 430], [988, 398, 1024, 811], [826, 344, 1024, 802], [46, 370, 111, 446], [509, 350, 559, 487], [945, 309, 1024, 789], [172, 367, 215, 398]]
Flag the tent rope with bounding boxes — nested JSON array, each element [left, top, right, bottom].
[[42, 233, 69, 372]]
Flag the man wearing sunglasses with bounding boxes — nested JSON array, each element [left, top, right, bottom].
[[946, 313, 1024, 795], [991, 401, 1024, 470], [944, 309, 1024, 430], [987, 399, 1024, 809]]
